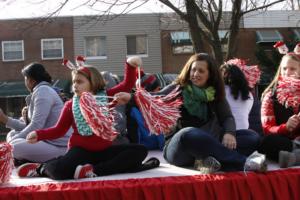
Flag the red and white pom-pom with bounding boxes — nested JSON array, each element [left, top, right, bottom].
[[62, 59, 77, 70], [294, 43, 300, 55], [76, 55, 86, 67], [273, 41, 289, 54], [276, 76, 300, 109], [226, 58, 261, 88], [134, 86, 182, 135], [0, 143, 13, 184], [79, 92, 118, 141]]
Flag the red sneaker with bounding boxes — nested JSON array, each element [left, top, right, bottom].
[[74, 164, 97, 179], [17, 163, 40, 177]]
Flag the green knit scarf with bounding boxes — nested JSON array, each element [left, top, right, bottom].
[[182, 84, 215, 120], [73, 90, 107, 136]]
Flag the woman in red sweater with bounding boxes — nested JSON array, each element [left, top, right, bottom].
[[259, 53, 300, 167], [16, 57, 159, 180]]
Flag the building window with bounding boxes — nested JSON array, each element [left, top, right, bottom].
[[172, 45, 194, 54], [218, 30, 229, 53], [256, 30, 283, 43], [293, 29, 300, 40], [126, 35, 147, 56], [41, 38, 64, 60], [2, 40, 24, 62], [84, 36, 107, 59], [170, 31, 194, 54]]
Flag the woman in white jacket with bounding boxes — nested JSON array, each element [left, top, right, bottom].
[[0, 63, 71, 164]]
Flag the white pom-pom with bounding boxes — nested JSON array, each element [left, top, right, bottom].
[[0, 143, 13, 184], [76, 56, 86, 67], [62, 59, 76, 70], [294, 43, 300, 55], [273, 41, 289, 54], [79, 92, 118, 141]]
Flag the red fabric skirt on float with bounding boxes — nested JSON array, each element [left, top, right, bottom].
[[1, 151, 300, 200]]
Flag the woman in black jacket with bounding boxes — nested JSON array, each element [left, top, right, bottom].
[[115, 53, 265, 173]]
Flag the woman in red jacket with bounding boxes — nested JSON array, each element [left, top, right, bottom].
[[259, 53, 300, 167], [16, 57, 159, 180]]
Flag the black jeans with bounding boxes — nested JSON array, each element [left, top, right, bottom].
[[41, 144, 148, 180], [258, 134, 293, 162]]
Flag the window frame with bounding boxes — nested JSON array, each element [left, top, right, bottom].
[[84, 36, 108, 60], [218, 30, 229, 53], [126, 35, 148, 57], [1, 40, 24, 62], [41, 38, 64, 60], [256, 30, 283, 44], [170, 31, 194, 55], [172, 45, 194, 54]]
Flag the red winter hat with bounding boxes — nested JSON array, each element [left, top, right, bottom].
[[136, 70, 160, 92]]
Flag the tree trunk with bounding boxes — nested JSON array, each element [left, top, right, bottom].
[[211, 36, 224, 66], [226, 0, 242, 60], [185, 0, 204, 53]]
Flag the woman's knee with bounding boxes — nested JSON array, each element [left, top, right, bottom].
[[137, 145, 148, 160], [260, 135, 293, 151], [180, 127, 213, 146], [127, 144, 148, 161], [6, 130, 18, 143], [10, 140, 29, 160]]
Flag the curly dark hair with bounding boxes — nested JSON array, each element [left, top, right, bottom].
[[220, 64, 250, 100], [21, 63, 52, 83]]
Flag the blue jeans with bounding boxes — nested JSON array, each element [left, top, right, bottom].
[[163, 127, 260, 171]]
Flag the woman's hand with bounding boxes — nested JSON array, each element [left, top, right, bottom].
[[222, 133, 237, 150], [26, 131, 38, 144], [286, 114, 300, 132], [127, 56, 142, 68], [113, 92, 132, 105], [0, 108, 8, 124]]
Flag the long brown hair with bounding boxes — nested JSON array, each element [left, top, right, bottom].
[[175, 53, 225, 101], [72, 67, 106, 94], [261, 53, 300, 100]]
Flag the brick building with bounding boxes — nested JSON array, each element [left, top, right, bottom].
[[0, 11, 299, 122], [0, 17, 74, 126]]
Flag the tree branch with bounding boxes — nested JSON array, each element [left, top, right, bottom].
[[215, 0, 222, 32], [159, 0, 187, 21], [206, 0, 216, 25], [242, 0, 285, 15]]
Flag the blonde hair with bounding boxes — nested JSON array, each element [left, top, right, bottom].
[[72, 67, 106, 94], [261, 53, 300, 99]]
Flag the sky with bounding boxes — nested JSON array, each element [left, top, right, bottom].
[[0, 0, 171, 19], [0, 0, 291, 20]]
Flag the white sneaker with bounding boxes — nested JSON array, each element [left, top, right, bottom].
[[244, 151, 267, 172]]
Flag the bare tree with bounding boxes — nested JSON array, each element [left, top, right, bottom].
[[9, 0, 290, 64], [43, 0, 287, 64], [157, 0, 287, 65]]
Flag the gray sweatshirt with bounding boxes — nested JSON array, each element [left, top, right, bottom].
[[6, 81, 71, 147]]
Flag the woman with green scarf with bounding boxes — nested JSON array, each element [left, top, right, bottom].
[[161, 53, 267, 173], [115, 53, 266, 173]]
